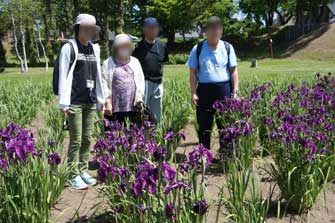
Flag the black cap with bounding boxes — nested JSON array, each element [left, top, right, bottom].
[[205, 16, 222, 28]]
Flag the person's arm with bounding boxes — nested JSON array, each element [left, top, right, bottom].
[[189, 68, 198, 105], [101, 59, 113, 115], [186, 45, 199, 105], [230, 66, 239, 98], [58, 43, 72, 117], [228, 44, 239, 99], [135, 58, 145, 102]]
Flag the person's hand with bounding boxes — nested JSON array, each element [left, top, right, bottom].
[[97, 104, 105, 113], [60, 109, 69, 118], [232, 93, 239, 99], [232, 90, 239, 99], [104, 102, 112, 116], [192, 93, 199, 106]]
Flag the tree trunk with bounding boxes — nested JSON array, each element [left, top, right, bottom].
[[167, 30, 175, 47], [319, 4, 329, 23], [276, 10, 293, 26], [73, 0, 79, 16], [115, 0, 125, 34], [19, 18, 28, 72], [35, 31, 41, 62], [44, 0, 55, 64], [9, 2, 25, 73], [100, 15, 110, 59], [0, 32, 6, 73], [307, 0, 319, 25], [295, 0, 305, 26], [38, 29, 48, 71]]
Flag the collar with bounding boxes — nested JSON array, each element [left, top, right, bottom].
[[143, 39, 159, 54]]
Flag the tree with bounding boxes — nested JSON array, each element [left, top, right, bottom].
[[0, 32, 6, 73], [7, 0, 28, 73], [146, 0, 216, 46], [0, 3, 7, 72], [239, 0, 284, 28]]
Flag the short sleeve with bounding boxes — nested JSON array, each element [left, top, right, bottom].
[[229, 44, 238, 67], [186, 45, 198, 69]]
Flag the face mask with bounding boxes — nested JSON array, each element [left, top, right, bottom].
[[118, 49, 130, 58]]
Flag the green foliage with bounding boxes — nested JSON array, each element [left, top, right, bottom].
[[0, 80, 53, 128], [160, 77, 193, 134], [218, 164, 269, 223], [0, 153, 72, 223], [166, 54, 189, 65]]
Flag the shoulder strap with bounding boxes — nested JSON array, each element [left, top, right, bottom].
[[224, 41, 230, 56], [223, 41, 231, 76], [196, 40, 205, 69], [68, 42, 75, 66]]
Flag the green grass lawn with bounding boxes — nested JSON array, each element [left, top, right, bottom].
[[1, 58, 333, 83], [164, 58, 333, 82]]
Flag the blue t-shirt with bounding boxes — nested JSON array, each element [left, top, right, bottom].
[[186, 40, 237, 83]]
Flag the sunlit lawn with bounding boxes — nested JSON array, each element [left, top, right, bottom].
[[1, 58, 333, 84]]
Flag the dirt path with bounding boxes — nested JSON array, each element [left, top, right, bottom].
[[50, 135, 106, 223]]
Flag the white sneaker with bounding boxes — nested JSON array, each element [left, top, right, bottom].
[[80, 172, 97, 186], [70, 175, 89, 190]]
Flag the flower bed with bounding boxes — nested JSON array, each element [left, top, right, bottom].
[[0, 123, 71, 223]]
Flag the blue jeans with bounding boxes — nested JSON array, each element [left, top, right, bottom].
[[144, 80, 163, 123]]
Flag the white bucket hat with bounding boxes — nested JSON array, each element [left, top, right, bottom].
[[75, 13, 97, 26], [113, 34, 133, 49]]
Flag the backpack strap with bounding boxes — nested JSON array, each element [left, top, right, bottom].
[[196, 40, 205, 69], [68, 42, 75, 71], [223, 41, 230, 69], [223, 41, 232, 78], [223, 41, 234, 93]]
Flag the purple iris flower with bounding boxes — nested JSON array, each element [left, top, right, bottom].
[[0, 159, 8, 171], [98, 161, 114, 183], [165, 203, 176, 222], [179, 161, 189, 174], [163, 130, 175, 141], [164, 181, 192, 194], [188, 144, 213, 169], [153, 146, 167, 162], [162, 129, 185, 141], [47, 152, 61, 166], [137, 204, 148, 213], [192, 200, 209, 215], [264, 117, 274, 126], [133, 160, 159, 196], [1, 124, 37, 163], [47, 140, 57, 147], [162, 162, 176, 182]]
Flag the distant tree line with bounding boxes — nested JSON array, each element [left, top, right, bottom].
[[0, 0, 334, 72]]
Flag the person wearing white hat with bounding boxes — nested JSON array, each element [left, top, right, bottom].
[[57, 13, 104, 190], [102, 34, 145, 125]]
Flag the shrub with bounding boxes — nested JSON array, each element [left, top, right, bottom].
[[167, 54, 189, 65]]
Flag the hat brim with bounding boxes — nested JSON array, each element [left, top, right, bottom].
[[72, 24, 101, 31], [113, 41, 133, 49]]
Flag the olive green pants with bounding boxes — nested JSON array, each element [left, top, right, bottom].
[[68, 104, 96, 173]]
